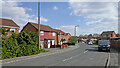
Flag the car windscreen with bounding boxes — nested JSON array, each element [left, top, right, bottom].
[[98, 40, 110, 45]]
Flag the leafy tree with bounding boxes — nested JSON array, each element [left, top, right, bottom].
[[88, 34, 92, 37], [68, 36, 76, 45]]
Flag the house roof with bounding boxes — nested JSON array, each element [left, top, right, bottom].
[[65, 33, 71, 35], [0, 18, 20, 28], [28, 22, 55, 32], [101, 31, 115, 35], [53, 29, 65, 34]]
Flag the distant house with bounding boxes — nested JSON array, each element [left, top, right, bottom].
[[93, 34, 100, 37], [53, 29, 65, 45], [53, 29, 71, 45], [101, 31, 116, 40], [0, 18, 20, 37], [64, 33, 71, 42], [21, 22, 57, 48]]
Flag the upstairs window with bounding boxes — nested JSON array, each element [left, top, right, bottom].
[[40, 31, 44, 36], [10, 28, 15, 32], [108, 35, 111, 37], [53, 32, 55, 36], [103, 35, 106, 37]]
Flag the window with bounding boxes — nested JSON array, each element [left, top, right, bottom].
[[53, 32, 55, 36], [40, 31, 44, 36], [103, 35, 106, 37], [60, 35, 61, 37], [10, 28, 15, 32], [108, 35, 111, 37], [64, 35, 67, 37], [41, 41, 44, 46]]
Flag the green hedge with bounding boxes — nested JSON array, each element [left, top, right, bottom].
[[2, 31, 48, 59]]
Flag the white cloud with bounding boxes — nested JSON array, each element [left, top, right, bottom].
[[69, 0, 119, 2], [0, 0, 48, 31], [69, 1, 118, 34], [40, 17, 48, 22], [53, 6, 58, 10], [26, 8, 32, 11]]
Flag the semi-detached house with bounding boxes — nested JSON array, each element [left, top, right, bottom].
[[21, 22, 57, 48], [0, 18, 20, 37]]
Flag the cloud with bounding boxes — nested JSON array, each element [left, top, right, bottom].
[[68, 0, 119, 2], [26, 8, 32, 11], [40, 17, 48, 22], [69, 1, 118, 34], [0, 0, 48, 31], [53, 6, 58, 10]]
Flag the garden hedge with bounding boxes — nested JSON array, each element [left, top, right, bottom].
[[2, 31, 48, 59]]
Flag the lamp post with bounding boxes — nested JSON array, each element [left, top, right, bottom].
[[38, 0, 41, 50]]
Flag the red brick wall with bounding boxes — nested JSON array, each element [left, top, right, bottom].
[[21, 23, 37, 33], [22, 23, 58, 45], [3, 27, 19, 36], [40, 31, 57, 45]]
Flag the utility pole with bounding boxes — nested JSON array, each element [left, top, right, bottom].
[[74, 25, 79, 36], [74, 25, 79, 44], [38, 0, 41, 50]]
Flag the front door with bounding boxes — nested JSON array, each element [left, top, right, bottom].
[[48, 40, 50, 48]]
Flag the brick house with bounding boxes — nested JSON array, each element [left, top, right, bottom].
[[101, 31, 116, 40], [53, 29, 71, 45], [0, 18, 20, 37], [64, 33, 71, 43], [21, 22, 57, 48]]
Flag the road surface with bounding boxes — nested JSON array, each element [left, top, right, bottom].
[[3, 43, 109, 67]]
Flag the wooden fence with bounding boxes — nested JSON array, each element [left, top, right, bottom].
[[110, 40, 120, 51]]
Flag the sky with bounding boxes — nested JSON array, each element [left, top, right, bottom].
[[0, 0, 119, 36]]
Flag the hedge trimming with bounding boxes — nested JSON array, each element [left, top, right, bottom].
[[2, 30, 48, 59]]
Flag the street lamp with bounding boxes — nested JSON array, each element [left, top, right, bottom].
[[38, 0, 41, 50]]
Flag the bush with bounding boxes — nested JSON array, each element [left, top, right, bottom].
[[68, 36, 76, 45], [2, 30, 48, 59]]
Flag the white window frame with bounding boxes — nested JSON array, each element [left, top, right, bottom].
[[40, 31, 44, 36], [52, 32, 55, 36], [10, 28, 15, 32]]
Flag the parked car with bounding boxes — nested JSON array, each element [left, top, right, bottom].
[[86, 40, 90, 44], [88, 41, 93, 45], [98, 40, 110, 52]]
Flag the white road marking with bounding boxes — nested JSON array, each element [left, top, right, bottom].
[[62, 57, 73, 62], [84, 50, 88, 53]]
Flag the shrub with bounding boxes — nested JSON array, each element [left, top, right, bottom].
[[2, 30, 48, 59], [68, 36, 76, 45]]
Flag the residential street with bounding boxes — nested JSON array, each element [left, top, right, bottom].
[[3, 43, 109, 67]]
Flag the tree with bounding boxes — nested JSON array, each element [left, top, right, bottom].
[[88, 34, 92, 37], [68, 36, 76, 45]]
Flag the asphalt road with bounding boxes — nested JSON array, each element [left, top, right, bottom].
[[3, 43, 108, 67]]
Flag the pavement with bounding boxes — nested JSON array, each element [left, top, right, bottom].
[[3, 43, 118, 68], [109, 48, 119, 68]]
